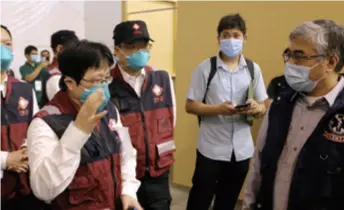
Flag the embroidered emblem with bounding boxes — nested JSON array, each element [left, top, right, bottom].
[[329, 114, 344, 135], [152, 84, 163, 96], [109, 119, 117, 131], [133, 23, 142, 35], [324, 114, 344, 143], [133, 23, 140, 30], [18, 97, 29, 109]]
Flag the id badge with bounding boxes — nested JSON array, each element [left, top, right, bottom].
[[35, 80, 42, 91]]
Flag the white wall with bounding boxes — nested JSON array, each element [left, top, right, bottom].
[[84, 1, 122, 51], [1, 0, 122, 78]]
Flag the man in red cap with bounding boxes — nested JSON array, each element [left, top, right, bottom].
[[109, 20, 176, 210]]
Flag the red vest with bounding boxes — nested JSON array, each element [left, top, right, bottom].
[[109, 65, 175, 179], [35, 91, 122, 210], [1, 76, 33, 199]]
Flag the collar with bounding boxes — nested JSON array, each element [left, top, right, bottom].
[[301, 76, 344, 107], [118, 65, 145, 81], [0, 74, 9, 97], [323, 76, 344, 106], [216, 52, 247, 70], [25, 61, 36, 67]]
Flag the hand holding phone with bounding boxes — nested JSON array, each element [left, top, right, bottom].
[[235, 103, 251, 109]]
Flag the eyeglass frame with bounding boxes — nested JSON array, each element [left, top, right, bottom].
[[282, 49, 326, 63]]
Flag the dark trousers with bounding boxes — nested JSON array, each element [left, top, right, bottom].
[[137, 170, 172, 210], [1, 193, 48, 210], [186, 150, 250, 210]]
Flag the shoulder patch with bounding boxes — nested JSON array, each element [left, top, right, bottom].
[[324, 114, 344, 143]]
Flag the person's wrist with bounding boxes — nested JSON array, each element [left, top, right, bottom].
[[254, 104, 265, 117], [74, 120, 92, 134], [214, 104, 223, 115]]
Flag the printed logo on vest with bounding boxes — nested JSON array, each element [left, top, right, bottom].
[[152, 84, 163, 96], [18, 96, 29, 116], [18, 97, 29, 109], [109, 119, 117, 131], [324, 114, 344, 143], [153, 84, 164, 103]]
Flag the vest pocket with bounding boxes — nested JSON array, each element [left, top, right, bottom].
[[68, 175, 102, 205], [321, 155, 344, 198], [156, 140, 176, 168], [157, 117, 173, 138]]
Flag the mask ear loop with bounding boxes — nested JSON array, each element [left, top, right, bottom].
[[311, 58, 328, 84], [116, 48, 131, 70]]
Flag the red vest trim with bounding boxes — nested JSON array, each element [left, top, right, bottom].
[[109, 65, 175, 179], [1, 76, 33, 199], [35, 91, 122, 210]]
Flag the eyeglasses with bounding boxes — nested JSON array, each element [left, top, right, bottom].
[[82, 78, 109, 85], [282, 51, 325, 63]]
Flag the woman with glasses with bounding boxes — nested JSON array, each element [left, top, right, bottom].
[[27, 40, 142, 210]]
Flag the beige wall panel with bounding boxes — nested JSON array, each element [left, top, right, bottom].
[[127, 1, 176, 75]]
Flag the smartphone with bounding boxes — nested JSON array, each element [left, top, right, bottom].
[[235, 103, 250, 109]]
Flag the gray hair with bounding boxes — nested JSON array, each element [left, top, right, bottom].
[[290, 20, 344, 71], [289, 21, 329, 55]]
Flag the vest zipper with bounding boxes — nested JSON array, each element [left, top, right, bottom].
[[98, 129, 117, 209], [3, 102, 13, 151], [139, 99, 150, 172]]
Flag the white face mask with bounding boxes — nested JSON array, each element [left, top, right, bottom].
[[284, 62, 326, 93]]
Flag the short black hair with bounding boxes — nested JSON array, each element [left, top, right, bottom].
[[51, 30, 79, 52], [24, 45, 38, 55], [58, 40, 113, 90], [1, 25, 12, 39], [217, 14, 246, 36], [97, 44, 114, 67]]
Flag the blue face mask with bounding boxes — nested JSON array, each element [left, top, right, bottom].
[[30, 54, 39, 62], [220, 39, 244, 57], [80, 83, 111, 112], [126, 50, 150, 71], [1, 45, 13, 72], [284, 62, 326, 93]]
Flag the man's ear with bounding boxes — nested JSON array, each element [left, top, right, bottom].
[[64, 77, 76, 91], [114, 46, 120, 57], [56, 45, 63, 54], [244, 34, 248, 43], [328, 55, 339, 71]]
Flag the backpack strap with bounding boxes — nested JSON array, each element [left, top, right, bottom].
[[198, 56, 217, 125], [244, 58, 255, 126], [203, 56, 217, 103], [245, 58, 254, 81]]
